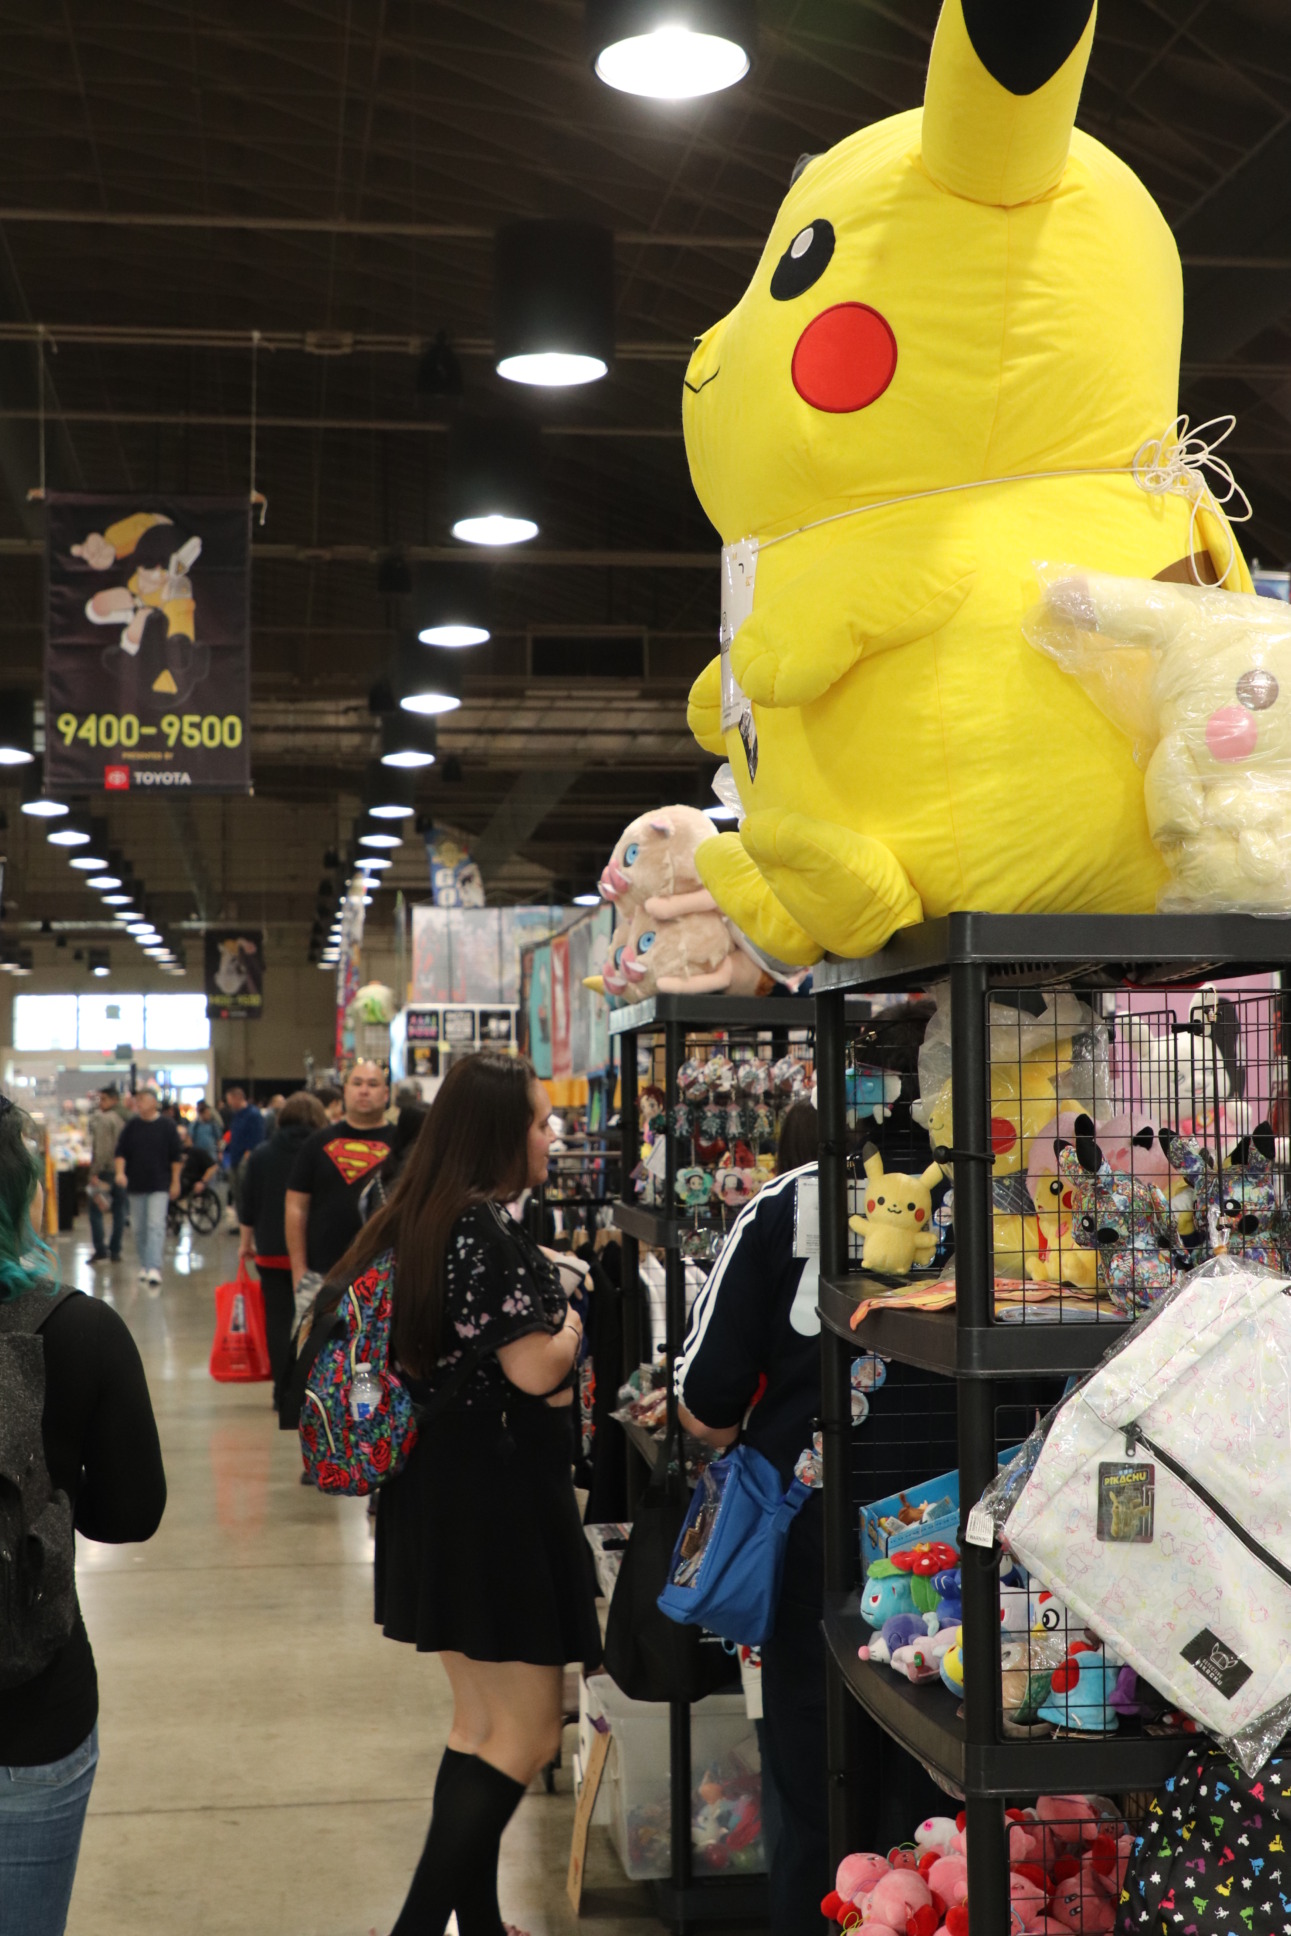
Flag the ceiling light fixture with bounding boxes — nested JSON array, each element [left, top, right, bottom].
[[573, 892, 603, 906], [88, 947, 110, 978], [355, 854, 393, 871], [364, 760, 418, 820], [704, 802, 740, 823], [102, 893, 132, 908], [357, 829, 402, 850], [588, 0, 755, 97], [448, 415, 541, 546], [396, 647, 463, 718], [86, 875, 122, 891], [415, 561, 491, 648], [494, 220, 614, 388], [20, 762, 68, 819], [379, 712, 437, 769]]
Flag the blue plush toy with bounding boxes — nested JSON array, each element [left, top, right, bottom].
[[1036, 1647, 1121, 1733], [859, 1560, 917, 1627]]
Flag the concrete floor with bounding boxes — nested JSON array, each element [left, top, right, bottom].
[[58, 1221, 664, 1936]]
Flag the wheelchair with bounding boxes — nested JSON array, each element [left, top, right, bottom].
[[167, 1177, 224, 1238]]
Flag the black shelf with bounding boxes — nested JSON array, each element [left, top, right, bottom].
[[609, 991, 814, 1035], [650, 1875, 769, 1925], [618, 1417, 662, 1469], [613, 1201, 680, 1245], [818, 1276, 1132, 1378], [823, 1595, 1188, 1797], [813, 910, 1291, 995]]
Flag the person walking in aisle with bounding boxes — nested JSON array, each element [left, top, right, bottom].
[[113, 1090, 182, 1286], [284, 1061, 395, 1288], [237, 1089, 327, 1410], [311, 1083, 344, 1124], [322, 1052, 599, 1936], [676, 1102, 950, 1936], [86, 1086, 125, 1265], [0, 1096, 167, 1936]]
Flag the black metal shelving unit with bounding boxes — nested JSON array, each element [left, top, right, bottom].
[[816, 912, 1291, 1935], [608, 992, 816, 1934]]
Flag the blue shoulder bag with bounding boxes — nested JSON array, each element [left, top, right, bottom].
[[656, 1441, 812, 1647]]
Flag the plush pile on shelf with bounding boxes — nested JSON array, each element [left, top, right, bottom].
[[585, 805, 799, 1000], [823, 1800, 1133, 1935]]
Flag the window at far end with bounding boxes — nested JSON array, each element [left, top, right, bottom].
[[144, 994, 210, 1052]]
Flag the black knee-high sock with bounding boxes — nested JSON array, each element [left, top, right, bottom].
[[392, 1747, 527, 1936]]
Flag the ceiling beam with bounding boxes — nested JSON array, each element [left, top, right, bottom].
[[0, 538, 715, 566], [470, 768, 583, 881]]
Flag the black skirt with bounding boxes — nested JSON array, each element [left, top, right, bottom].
[[374, 1393, 603, 1669]]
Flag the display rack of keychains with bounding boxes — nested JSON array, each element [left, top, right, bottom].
[[608, 990, 820, 1932], [812, 913, 1291, 1936]]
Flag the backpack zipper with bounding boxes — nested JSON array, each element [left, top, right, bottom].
[[304, 1388, 337, 1455], [1125, 1422, 1291, 1591]]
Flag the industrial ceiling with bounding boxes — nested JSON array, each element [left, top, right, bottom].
[[3, 0, 1291, 950]]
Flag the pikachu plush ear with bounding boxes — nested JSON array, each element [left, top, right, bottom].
[[922, 0, 1096, 207]]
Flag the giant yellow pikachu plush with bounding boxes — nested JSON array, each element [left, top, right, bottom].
[[685, 0, 1251, 966]]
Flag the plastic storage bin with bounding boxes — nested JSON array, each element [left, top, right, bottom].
[[590, 1675, 764, 1882]]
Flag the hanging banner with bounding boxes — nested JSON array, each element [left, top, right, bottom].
[[205, 928, 264, 1021], [550, 934, 572, 1080], [45, 494, 251, 794], [335, 879, 367, 1062], [426, 826, 485, 908]]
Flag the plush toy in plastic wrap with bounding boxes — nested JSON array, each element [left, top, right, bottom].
[[1023, 570, 1291, 913], [682, 0, 1251, 968], [1055, 1115, 1184, 1315]]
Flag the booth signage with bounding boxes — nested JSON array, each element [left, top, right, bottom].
[[45, 494, 252, 794], [405, 1008, 441, 1043], [442, 1008, 477, 1044]]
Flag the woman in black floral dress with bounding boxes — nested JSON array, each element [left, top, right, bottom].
[[330, 1051, 599, 1936]]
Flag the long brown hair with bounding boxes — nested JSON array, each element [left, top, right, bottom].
[[328, 1051, 538, 1377]]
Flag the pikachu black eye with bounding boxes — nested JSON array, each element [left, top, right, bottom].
[[770, 220, 835, 301]]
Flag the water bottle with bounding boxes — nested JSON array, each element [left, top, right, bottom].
[[350, 1362, 381, 1423]]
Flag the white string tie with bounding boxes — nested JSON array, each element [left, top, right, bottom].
[[1132, 414, 1252, 585]]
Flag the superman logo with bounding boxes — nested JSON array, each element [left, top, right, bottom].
[[326, 1138, 388, 1185]]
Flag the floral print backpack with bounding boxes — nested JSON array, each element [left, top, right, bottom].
[[298, 1250, 418, 1495]]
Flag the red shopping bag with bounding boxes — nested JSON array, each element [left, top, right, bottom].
[[209, 1262, 272, 1382]]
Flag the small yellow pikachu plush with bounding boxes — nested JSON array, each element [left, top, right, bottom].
[[849, 1145, 944, 1274]]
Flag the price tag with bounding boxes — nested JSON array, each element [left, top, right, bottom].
[[794, 1174, 820, 1260], [719, 539, 760, 781], [964, 1504, 996, 1550]]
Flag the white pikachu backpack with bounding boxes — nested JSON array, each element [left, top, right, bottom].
[[980, 1256, 1291, 1775]]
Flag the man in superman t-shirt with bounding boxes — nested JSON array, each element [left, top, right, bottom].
[[284, 1060, 394, 1284]]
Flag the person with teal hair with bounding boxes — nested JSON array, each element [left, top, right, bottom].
[[0, 1099, 58, 1299], [0, 1095, 167, 1936]]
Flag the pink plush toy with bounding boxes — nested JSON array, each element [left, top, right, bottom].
[[861, 1868, 933, 1933], [836, 1852, 891, 1904], [1010, 1871, 1053, 1933], [598, 806, 719, 921], [927, 1855, 968, 1909], [1049, 1872, 1115, 1934], [1033, 1794, 1102, 1865]]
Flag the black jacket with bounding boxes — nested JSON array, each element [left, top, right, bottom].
[[239, 1122, 317, 1258]]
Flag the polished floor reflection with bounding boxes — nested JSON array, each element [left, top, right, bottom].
[[59, 1224, 661, 1936]]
